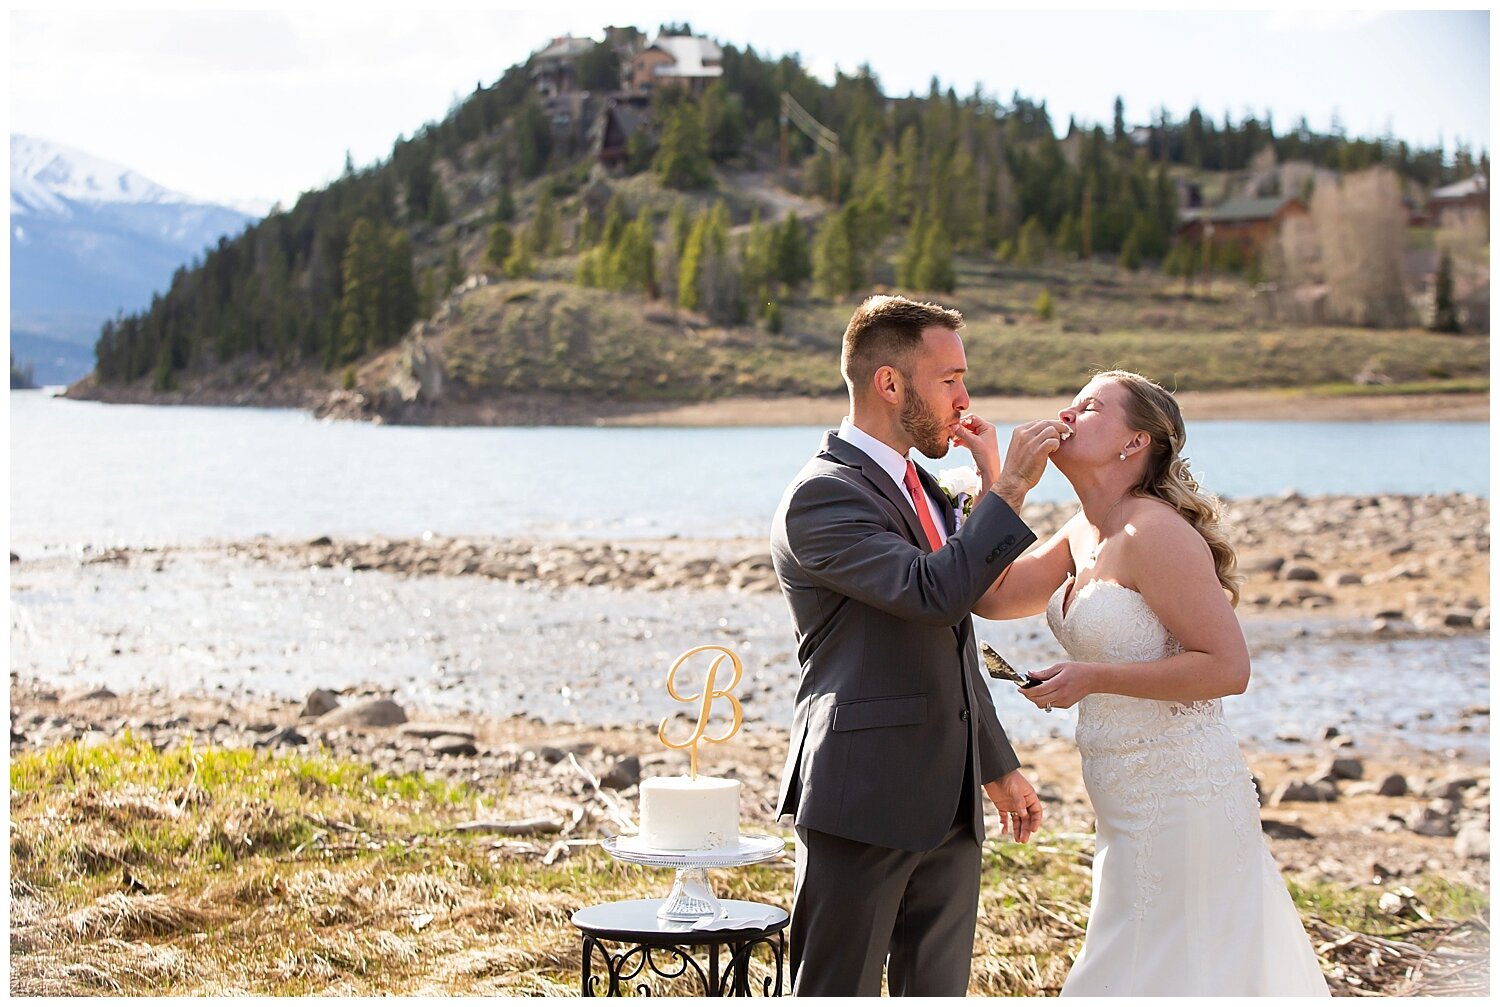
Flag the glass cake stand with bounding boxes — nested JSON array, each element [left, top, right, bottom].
[[602, 834, 786, 922]]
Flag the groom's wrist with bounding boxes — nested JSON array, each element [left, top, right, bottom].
[[989, 476, 1027, 513]]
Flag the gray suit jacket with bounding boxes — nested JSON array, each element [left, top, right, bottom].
[[770, 431, 1037, 852]]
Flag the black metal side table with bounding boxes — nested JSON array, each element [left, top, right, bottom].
[[572, 898, 789, 996]]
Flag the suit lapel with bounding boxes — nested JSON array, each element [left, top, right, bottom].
[[821, 432, 931, 551], [821, 432, 972, 643]]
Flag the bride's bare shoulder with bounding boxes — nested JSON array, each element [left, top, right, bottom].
[[1121, 498, 1212, 557]]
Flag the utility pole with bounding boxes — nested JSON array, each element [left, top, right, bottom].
[[781, 93, 840, 203]]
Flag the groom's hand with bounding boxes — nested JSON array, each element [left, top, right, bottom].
[[984, 769, 1043, 844], [991, 421, 1070, 511], [951, 414, 1001, 490]]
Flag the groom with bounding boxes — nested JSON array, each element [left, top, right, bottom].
[[770, 295, 1063, 996]]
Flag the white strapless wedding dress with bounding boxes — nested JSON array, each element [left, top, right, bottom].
[[1047, 576, 1329, 996]]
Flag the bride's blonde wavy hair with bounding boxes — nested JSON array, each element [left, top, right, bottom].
[[1095, 369, 1243, 606]]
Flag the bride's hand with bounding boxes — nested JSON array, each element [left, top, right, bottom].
[[950, 414, 1000, 490], [1022, 662, 1097, 711]]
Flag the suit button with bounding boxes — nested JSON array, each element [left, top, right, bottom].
[[1001, 535, 1015, 548], [959, 709, 970, 722]]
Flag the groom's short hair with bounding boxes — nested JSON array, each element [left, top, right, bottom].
[[841, 295, 964, 390]]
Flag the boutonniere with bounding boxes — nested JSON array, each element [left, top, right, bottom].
[[937, 465, 982, 523]]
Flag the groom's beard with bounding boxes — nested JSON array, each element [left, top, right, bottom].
[[901, 385, 952, 459]]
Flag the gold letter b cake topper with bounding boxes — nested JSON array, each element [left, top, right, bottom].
[[658, 645, 745, 779]]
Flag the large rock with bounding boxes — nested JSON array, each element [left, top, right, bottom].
[[1377, 773, 1410, 797], [1426, 777, 1478, 801], [1454, 823, 1490, 860], [256, 726, 307, 748], [64, 686, 117, 703], [317, 698, 407, 728], [401, 722, 476, 741], [429, 734, 479, 757], [1408, 806, 1457, 838], [600, 755, 642, 790], [300, 689, 341, 718], [1317, 756, 1365, 782], [1271, 779, 1337, 804], [1261, 819, 1316, 840]]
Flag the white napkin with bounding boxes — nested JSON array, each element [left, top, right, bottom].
[[691, 906, 782, 931]]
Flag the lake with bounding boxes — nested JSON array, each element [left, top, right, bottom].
[[8, 390, 1490, 552]]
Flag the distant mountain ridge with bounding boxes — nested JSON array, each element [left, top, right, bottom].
[[10, 135, 261, 383]]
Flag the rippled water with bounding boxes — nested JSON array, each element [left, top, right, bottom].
[[9, 391, 1490, 552]]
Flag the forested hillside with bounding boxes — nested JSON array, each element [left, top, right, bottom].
[[85, 23, 1488, 406]]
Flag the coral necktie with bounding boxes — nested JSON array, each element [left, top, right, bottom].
[[902, 459, 944, 551]]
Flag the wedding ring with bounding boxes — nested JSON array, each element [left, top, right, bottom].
[[1045, 704, 1053, 713]]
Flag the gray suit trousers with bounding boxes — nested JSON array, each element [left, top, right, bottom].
[[791, 819, 982, 996]]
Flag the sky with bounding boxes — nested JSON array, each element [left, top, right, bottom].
[[7, 4, 1492, 211]]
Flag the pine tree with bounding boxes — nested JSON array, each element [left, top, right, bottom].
[[601, 194, 628, 252], [610, 211, 658, 295], [427, 178, 450, 225], [741, 210, 776, 304], [494, 183, 516, 222], [678, 211, 709, 311], [380, 227, 416, 346], [913, 221, 956, 293], [655, 104, 714, 190], [532, 190, 559, 256], [1016, 217, 1047, 266], [699, 202, 743, 323], [668, 199, 692, 258], [813, 209, 860, 298], [406, 159, 435, 220], [1119, 226, 1142, 271], [485, 223, 514, 270], [1034, 288, 1056, 320], [1432, 250, 1461, 332], [503, 224, 536, 278], [897, 212, 928, 288], [774, 211, 813, 289], [336, 218, 383, 363]]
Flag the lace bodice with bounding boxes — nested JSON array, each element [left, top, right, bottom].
[[1046, 576, 1261, 920], [1046, 577, 1224, 750]]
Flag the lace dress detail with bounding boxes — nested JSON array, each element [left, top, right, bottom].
[[1046, 577, 1328, 996]]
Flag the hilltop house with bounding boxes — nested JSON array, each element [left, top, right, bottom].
[[528, 36, 596, 98], [630, 35, 723, 94], [1177, 195, 1308, 256], [592, 99, 650, 170], [1426, 174, 1488, 226]]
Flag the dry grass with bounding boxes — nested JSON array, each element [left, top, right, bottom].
[[10, 737, 1488, 996]]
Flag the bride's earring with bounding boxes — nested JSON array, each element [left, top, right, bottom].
[[1119, 451, 1127, 461]]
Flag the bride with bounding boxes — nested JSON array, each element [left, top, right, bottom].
[[971, 370, 1329, 996]]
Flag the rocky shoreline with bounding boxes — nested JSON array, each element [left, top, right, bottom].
[[9, 679, 1488, 899], [59, 375, 1490, 427], [59, 491, 1483, 637]]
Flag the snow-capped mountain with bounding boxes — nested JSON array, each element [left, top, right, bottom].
[[10, 135, 263, 384], [11, 134, 182, 215]]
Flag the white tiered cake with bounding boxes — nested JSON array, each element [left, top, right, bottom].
[[638, 775, 741, 851]]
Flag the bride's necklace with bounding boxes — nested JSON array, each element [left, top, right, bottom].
[[1088, 495, 1130, 563]]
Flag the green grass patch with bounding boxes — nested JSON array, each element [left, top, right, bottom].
[[10, 739, 1488, 995], [1299, 378, 1490, 397]]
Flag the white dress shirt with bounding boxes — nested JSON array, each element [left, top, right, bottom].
[[838, 417, 948, 545]]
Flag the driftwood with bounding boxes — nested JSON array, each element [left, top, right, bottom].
[[447, 817, 564, 836], [567, 753, 637, 833], [1308, 915, 1491, 996]]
